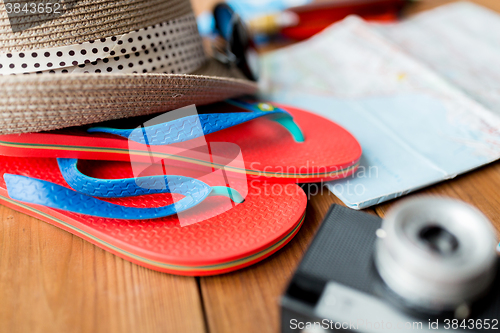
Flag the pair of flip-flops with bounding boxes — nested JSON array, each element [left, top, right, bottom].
[[0, 99, 361, 275]]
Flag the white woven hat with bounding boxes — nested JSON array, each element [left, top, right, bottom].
[[0, 0, 258, 134]]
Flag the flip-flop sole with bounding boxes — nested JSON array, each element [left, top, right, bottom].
[[0, 156, 307, 276], [0, 103, 361, 183]]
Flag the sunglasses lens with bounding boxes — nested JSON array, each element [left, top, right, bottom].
[[214, 4, 234, 41], [213, 3, 259, 81]]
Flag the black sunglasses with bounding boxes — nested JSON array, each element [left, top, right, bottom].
[[212, 3, 259, 81]]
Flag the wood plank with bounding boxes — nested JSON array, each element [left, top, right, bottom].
[[0, 206, 206, 333], [406, 0, 500, 15]]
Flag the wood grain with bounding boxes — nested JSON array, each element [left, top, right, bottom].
[[0, 206, 206, 333], [405, 0, 500, 14], [1, 1, 500, 333]]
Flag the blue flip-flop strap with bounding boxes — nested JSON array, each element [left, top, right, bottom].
[[87, 99, 305, 145], [57, 158, 211, 199], [3, 174, 200, 220], [3, 159, 244, 220]]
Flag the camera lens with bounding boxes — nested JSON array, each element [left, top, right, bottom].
[[419, 225, 459, 256], [375, 197, 498, 315]]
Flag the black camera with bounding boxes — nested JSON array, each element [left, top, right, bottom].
[[282, 198, 500, 332]]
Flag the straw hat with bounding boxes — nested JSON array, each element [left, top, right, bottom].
[[0, 0, 258, 134]]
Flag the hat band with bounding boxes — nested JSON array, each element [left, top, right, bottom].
[[0, 13, 206, 75]]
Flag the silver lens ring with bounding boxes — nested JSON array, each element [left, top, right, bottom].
[[375, 197, 498, 313]]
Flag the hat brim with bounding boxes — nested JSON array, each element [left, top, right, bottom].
[[0, 58, 258, 134]]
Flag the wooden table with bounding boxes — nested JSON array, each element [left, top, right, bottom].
[[1, 1, 500, 332]]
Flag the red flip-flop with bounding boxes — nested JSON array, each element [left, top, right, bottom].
[[0, 99, 361, 183], [0, 156, 306, 276]]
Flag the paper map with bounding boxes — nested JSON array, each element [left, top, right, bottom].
[[260, 2, 500, 209]]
